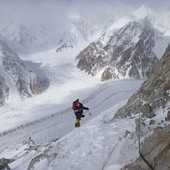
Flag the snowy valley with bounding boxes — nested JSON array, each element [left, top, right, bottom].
[[0, 1, 170, 170]]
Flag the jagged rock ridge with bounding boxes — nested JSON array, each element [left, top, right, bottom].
[[76, 17, 170, 81], [114, 45, 170, 119], [113, 45, 170, 170]]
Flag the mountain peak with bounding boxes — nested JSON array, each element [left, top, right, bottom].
[[137, 16, 153, 29], [124, 16, 153, 31], [143, 16, 151, 24], [132, 4, 152, 19], [75, 15, 170, 81]]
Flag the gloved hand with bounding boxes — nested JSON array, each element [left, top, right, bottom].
[[81, 115, 85, 118], [87, 108, 89, 110]]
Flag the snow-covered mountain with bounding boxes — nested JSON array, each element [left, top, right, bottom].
[[76, 17, 169, 81], [0, 3, 169, 55], [0, 17, 109, 54], [0, 0, 134, 54], [55, 17, 99, 53], [0, 40, 48, 105], [111, 4, 170, 36]]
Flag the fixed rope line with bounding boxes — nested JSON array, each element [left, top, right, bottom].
[[90, 87, 139, 169], [82, 84, 111, 104], [93, 91, 131, 113], [101, 139, 120, 170], [90, 88, 138, 114], [138, 112, 155, 170]]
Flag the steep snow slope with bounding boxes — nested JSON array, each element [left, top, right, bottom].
[[0, 44, 143, 166], [0, 78, 142, 152], [0, 80, 168, 170], [0, 101, 139, 170], [0, 45, 169, 170]]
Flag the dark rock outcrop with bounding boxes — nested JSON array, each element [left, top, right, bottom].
[[0, 158, 14, 170], [0, 76, 9, 105], [113, 45, 170, 169], [122, 125, 170, 170], [114, 45, 170, 119]]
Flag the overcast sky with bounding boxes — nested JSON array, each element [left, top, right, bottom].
[[121, 0, 170, 10], [0, 0, 169, 31], [0, 0, 130, 28]]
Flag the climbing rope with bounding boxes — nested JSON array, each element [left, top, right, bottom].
[[138, 112, 155, 170], [83, 87, 138, 116], [101, 139, 120, 170], [81, 87, 140, 169]]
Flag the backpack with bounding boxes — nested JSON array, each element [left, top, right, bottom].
[[72, 101, 76, 110], [72, 99, 80, 110]]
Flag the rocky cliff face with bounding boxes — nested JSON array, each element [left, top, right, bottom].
[[122, 125, 170, 170], [0, 41, 48, 105], [76, 17, 170, 81], [114, 45, 170, 119], [0, 76, 9, 105], [113, 45, 170, 170]]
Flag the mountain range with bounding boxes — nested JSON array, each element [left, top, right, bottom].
[[0, 5, 169, 104]]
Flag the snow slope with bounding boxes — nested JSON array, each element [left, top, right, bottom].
[[0, 42, 143, 169], [1, 90, 168, 170], [0, 43, 143, 149]]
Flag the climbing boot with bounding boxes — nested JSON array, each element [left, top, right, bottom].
[[75, 119, 80, 127]]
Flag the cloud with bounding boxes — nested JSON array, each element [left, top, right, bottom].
[[0, 0, 69, 32], [67, 0, 133, 25], [0, 0, 134, 33], [0, 0, 169, 34], [120, 0, 170, 11]]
